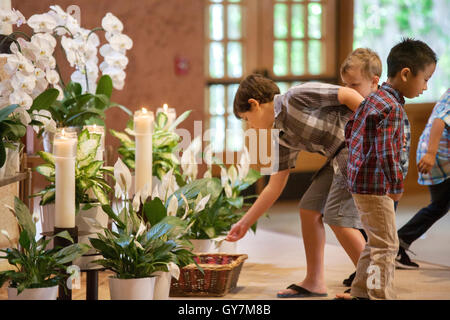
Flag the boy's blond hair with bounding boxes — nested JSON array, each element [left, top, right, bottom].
[[340, 48, 382, 80]]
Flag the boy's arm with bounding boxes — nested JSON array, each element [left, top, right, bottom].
[[375, 106, 404, 197], [417, 118, 445, 174], [226, 169, 290, 242], [338, 87, 364, 112]]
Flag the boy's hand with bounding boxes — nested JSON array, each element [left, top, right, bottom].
[[417, 153, 436, 174], [388, 193, 403, 202], [226, 220, 250, 242]]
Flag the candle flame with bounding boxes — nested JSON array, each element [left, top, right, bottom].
[[163, 103, 168, 112], [93, 124, 97, 129], [62, 128, 65, 136], [141, 107, 148, 114]]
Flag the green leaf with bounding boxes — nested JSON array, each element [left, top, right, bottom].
[[35, 164, 55, 178], [40, 189, 55, 205], [0, 140, 5, 168], [102, 205, 125, 229], [18, 229, 31, 250], [53, 243, 90, 264], [84, 160, 103, 177], [226, 196, 244, 209], [13, 197, 36, 239], [53, 230, 75, 243], [37, 151, 55, 165], [95, 75, 113, 99], [29, 89, 59, 112], [168, 110, 192, 131], [0, 104, 19, 122], [203, 227, 215, 239], [92, 184, 109, 205], [143, 198, 167, 226]]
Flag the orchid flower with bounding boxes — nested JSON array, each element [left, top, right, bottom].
[[27, 13, 57, 33], [102, 13, 124, 34]]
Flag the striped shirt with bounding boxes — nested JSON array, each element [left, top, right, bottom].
[[417, 89, 449, 185], [272, 82, 352, 177], [345, 82, 407, 195]]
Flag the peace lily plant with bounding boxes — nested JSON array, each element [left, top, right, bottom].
[[90, 158, 197, 299], [0, 6, 132, 135], [0, 197, 89, 298], [33, 128, 113, 212]]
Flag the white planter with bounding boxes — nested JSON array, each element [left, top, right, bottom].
[[152, 271, 172, 300], [109, 276, 156, 300], [189, 239, 214, 253], [7, 285, 58, 300]]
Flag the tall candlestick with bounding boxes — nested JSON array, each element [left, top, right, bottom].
[[53, 129, 77, 228], [0, 1, 12, 35], [134, 107, 154, 195], [156, 103, 177, 128]]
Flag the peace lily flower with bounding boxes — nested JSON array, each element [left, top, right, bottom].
[[194, 194, 211, 212], [114, 158, 132, 197], [181, 136, 201, 182], [167, 195, 179, 217], [237, 146, 251, 181]]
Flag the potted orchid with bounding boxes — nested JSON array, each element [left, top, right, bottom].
[[0, 197, 89, 300], [0, 6, 133, 152], [90, 158, 196, 300]]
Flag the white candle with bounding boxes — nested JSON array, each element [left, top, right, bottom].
[[0, 1, 13, 35], [53, 129, 77, 228], [134, 107, 154, 195], [83, 124, 105, 161], [156, 103, 177, 128]]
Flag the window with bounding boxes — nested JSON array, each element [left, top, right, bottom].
[[206, 0, 337, 153], [354, 0, 449, 103]]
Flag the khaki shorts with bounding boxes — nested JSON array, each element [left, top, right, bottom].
[[298, 164, 362, 229]]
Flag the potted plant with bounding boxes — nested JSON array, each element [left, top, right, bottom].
[[90, 159, 196, 300], [0, 104, 26, 179], [0, 197, 89, 300], [33, 128, 113, 267], [0, 6, 133, 152]]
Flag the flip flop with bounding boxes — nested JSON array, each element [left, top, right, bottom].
[[277, 284, 328, 298]]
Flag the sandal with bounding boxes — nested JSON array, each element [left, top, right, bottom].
[[277, 284, 328, 298]]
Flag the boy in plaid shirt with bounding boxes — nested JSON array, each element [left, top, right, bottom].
[[338, 38, 437, 300]]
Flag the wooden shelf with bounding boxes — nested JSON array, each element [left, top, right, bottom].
[[0, 171, 30, 188]]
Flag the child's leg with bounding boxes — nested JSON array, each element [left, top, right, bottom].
[[351, 194, 399, 300], [398, 179, 450, 249], [330, 225, 365, 266]]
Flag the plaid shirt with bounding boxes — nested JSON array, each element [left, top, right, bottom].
[[272, 82, 352, 178], [345, 82, 407, 195], [417, 89, 450, 185]]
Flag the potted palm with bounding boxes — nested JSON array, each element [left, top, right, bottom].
[[0, 197, 89, 300], [33, 128, 113, 268], [90, 159, 196, 300]]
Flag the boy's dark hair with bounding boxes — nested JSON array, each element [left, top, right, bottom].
[[387, 38, 437, 78], [233, 74, 280, 119]]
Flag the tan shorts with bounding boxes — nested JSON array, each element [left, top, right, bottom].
[[298, 164, 362, 229]]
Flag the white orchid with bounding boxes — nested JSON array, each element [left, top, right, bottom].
[[114, 157, 132, 197], [0, 9, 25, 27], [27, 13, 57, 33], [106, 33, 133, 53], [5, 52, 34, 75], [9, 90, 33, 110], [45, 68, 59, 85], [11, 73, 36, 94], [104, 51, 129, 69], [101, 66, 125, 90], [14, 107, 32, 126], [102, 12, 124, 34], [31, 110, 56, 134]]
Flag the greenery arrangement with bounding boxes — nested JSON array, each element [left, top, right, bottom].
[[110, 110, 191, 180], [0, 197, 89, 294], [33, 128, 113, 212], [0, 104, 25, 168], [90, 159, 196, 279]]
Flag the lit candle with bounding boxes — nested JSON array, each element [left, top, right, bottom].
[[156, 103, 177, 128], [0, 1, 12, 35], [83, 124, 105, 161], [53, 129, 77, 228], [134, 107, 154, 195]]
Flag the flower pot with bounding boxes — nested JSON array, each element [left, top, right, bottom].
[[109, 276, 156, 300], [189, 239, 214, 253], [7, 285, 58, 300], [73, 204, 109, 269], [152, 271, 172, 300]]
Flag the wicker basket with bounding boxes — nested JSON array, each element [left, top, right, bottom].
[[169, 253, 248, 297]]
